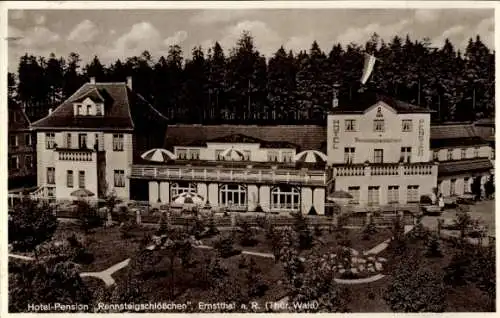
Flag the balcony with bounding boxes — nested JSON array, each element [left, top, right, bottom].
[[333, 162, 436, 177], [130, 165, 327, 186], [56, 148, 94, 161]]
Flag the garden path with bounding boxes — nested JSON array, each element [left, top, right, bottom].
[[8, 225, 414, 287]]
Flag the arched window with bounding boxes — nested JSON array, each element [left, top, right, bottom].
[[220, 184, 247, 206], [170, 182, 197, 199], [271, 185, 300, 210]]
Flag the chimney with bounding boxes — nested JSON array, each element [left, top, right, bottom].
[[90, 77, 96, 84], [126, 76, 132, 90], [48, 108, 53, 115], [332, 83, 340, 109]]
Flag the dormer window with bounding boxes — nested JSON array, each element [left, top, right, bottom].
[[96, 104, 102, 116], [87, 105, 91, 115], [77, 105, 83, 115]]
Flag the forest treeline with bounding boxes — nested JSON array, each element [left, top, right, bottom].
[[8, 32, 495, 124]]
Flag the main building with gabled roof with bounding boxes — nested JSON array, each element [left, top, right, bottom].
[[31, 77, 167, 200]]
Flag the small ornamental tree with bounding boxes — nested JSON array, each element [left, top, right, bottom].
[[215, 235, 238, 258], [239, 221, 258, 246], [9, 197, 58, 253], [246, 258, 268, 297], [292, 212, 313, 250], [453, 208, 473, 241], [291, 251, 350, 312], [9, 259, 92, 312], [385, 255, 446, 312], [77, 200, 103, 233], [425, 234, 443, 258]]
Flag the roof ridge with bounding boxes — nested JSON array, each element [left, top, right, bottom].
[[31, 83, 91, 127]]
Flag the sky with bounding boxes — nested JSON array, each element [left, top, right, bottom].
[[7, 8, 494, 72]]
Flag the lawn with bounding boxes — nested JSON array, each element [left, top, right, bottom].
[[48, 222, 157, 272], [25, 219, 493, 312]]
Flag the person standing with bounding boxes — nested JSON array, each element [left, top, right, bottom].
[[438, 194, 445, 211]]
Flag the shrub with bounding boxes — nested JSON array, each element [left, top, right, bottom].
[[444, 250, 474, 286], [120, 219, 140, 239], [239, 221, 258, 247], [292, 212, 313, 250], [156, 213, 170, 236], [77, 200, 103, 233], [246, 259, 268, 297], [215, 235, 239, 258], [9, 259, 92, 312], [425, 234, 443, 258], [9, 197, 58, 253], [385, 256, 446, 312]]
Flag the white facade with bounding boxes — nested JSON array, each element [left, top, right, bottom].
[[327, 101, 437, 208], [36, 130, 132, 200]]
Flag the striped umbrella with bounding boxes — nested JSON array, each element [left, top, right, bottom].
[[172, 192, 204, 205], [70, 188, 95, 198], [294, 150, 327, 163], [141, 148, 176, 162], [221, 147, 244, 161]]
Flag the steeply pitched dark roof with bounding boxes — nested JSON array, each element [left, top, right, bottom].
[[31, 82, 167, 131], [438, 158, 493, 176], [164, 125, 327, 152], [430, 123, 489, 149], [32, 83, 133, 130], [330, 90, 433, 114]]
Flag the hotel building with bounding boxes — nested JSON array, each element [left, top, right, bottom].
[[30, 77, 167, 200], [327, 92, 438, 210]]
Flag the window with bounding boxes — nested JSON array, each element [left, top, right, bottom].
[[348, 186, 360, 204], [114, 170, 125, 187], [243, 150, 251, 161], [65, 133, 72, 148], [67, 170, 74, 188], [94, 134, 99, 150], [9, 156, 19, 170], [188, 149, 200, 160], [267, 150, 279, 162], [433, 151, 439, 161], [96, 105, 102, 116], [407, 185, 419, 203], [25, 134, 32, 146], [374, 149, 384, 163], [474, 147, 480, 158], [282, 151, 293, 163], [368, 186, 380, 206], [271, 186, 300, 210], [400, 147, 411, 163], [464, 177, 470, 194], [46, 133, 55, 149], [402, 119, 412, 132], [113, 134, 124, 151], [177, 148, 187, 160], [9, 135, 18, 147], [388, 186, 400, 203], [450, 179, 456, 196], [47, 167, 55, 184], [78, 171, 85, 188], [345, 119, 356, 132], [170, 182, 197, 199], [220, 184, 247, 206], [373, 119, 385, 132], [86, 105, 91, 115], [344, 147, 355, 164], [25, 155, 33, 169], [78, 134, 87, 149], [461, 148, 466, 159], [447, 149, 453, 160], [77, 105, 83, 115]]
